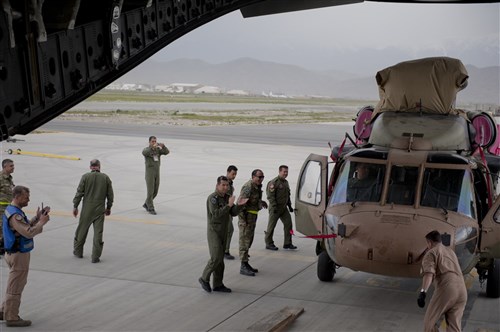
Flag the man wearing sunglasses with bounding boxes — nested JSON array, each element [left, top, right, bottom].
[[238, 169, 268, 276]]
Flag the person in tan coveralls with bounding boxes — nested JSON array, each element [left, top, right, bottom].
[[418, 230, 467, 332]]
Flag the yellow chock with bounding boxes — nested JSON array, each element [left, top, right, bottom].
[[6, 148, 80, 160]]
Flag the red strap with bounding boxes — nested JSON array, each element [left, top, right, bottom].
[[290, 229, 337, 239], [328, 142, 335, 162], [328, 136, 347, 162]]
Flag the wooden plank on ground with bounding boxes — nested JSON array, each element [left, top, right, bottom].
[[247, 306, 304, 332]]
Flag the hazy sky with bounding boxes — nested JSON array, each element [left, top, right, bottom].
[[152, 2, 500, 75]]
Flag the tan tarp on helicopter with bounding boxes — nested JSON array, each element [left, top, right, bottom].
[[373, 57, 469, 117]]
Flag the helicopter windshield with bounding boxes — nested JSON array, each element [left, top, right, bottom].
[[330, 161, 386, 204], [329, 160, 476, 219], [421, 168, 476, 218], [386, 166, 419, 205]]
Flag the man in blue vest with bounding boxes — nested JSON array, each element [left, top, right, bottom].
[[1, 185, 50, 327]]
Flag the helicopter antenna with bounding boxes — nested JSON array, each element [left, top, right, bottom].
[[345, 133, 359, 148]]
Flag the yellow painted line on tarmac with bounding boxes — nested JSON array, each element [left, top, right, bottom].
[[464, 269, 478, 289], [154, 240, 316, 262], [366, 277, 401, 288], [6, 148, 80, 160], [105, 215, 164, 225], [25, 209, 165, 225], [23, 209, 314, 261]]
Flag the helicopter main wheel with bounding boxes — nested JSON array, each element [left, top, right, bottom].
[[317, 250, 335, 282], [486, 258, 500, 298]]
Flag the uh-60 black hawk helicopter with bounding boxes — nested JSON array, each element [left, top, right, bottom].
[[294, 56, 500, 298]]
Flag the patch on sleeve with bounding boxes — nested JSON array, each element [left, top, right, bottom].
[[242, 187, 251, 197], [268, 183, 275, 192], [14, 214, 23, 221], [210, 196, 217, 205]]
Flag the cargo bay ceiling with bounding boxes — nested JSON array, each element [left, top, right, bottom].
[[0, 0, 497, 141]]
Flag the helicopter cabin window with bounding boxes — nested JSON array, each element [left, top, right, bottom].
[[421, 168, 476, 219], [330, 161, 385, 204], [386, 166, 418, 205], [298, 160, 322, 206]]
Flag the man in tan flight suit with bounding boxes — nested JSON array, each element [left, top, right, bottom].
[[0, 159, 15, 255], [418, 230, 467, 332], [238, 169, 268, 276], [265, 165, 296, 250], [199, 176, 247, 293], [143, 136, 169, 215], [224, 165, 238, 260], [73, 159, 114, 263]]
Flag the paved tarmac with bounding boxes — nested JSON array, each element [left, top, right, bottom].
[[0, 126, 498, 332], [41, 120, 353, 147]]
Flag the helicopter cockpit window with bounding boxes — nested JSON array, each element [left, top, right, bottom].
[[330, 161, 385, 205], [421, 168, 476, 219], [298, 160, 322, 206], [386, 166, 418, 205]]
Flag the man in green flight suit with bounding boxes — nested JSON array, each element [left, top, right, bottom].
[[0, 159, 15, 255], [142, 136, 170, 215], [199, 176, 248, 293], [72, 159, 114, 263], [265, 165, 297, 251], [224, 165, 238, 260], [238, 169, 268, 276]]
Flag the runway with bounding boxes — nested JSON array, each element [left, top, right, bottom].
[[0, 123, 498, 331], [41, 119, 353, 147]]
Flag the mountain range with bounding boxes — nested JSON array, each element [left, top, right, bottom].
[[117, 58, 500, 105]]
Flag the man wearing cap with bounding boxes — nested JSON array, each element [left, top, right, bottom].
[[1, 185, 50, 327]]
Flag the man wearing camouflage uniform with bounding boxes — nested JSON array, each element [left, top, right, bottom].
[[224, 165, 238, 260], [73, 159, 114, 263], [265, 165, 297, 251], [0, 159, 15, 256], [238, 169, 268, 276], [199, 176, 247, 293], [143, 136, 170, 215]]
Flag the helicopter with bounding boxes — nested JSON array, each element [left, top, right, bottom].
[[294, 56, 500, 298]]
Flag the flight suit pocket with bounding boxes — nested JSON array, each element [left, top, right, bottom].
[[210, 222, 222, 232]]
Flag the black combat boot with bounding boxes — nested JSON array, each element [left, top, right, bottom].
[[245, 262, 258, 273], [240, 262, 255, 276]]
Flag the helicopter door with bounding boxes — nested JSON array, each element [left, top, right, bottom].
[[480, 196, 500, 258], [295, 154, 328, 236]]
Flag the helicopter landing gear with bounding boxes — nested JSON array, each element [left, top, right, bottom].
[[486, 258, 500, 298], [317, 251, 335, 282]]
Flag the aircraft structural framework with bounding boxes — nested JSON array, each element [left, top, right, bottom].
[[0, 0, 496, 140]]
